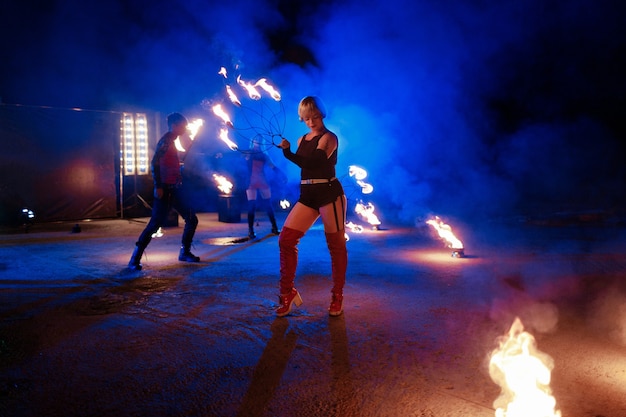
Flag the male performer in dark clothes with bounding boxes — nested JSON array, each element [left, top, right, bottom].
[[128, 112, 200, 270]]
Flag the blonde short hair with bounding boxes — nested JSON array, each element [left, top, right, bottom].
[[298, 96, 327, 121]]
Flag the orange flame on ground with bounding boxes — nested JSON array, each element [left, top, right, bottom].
[[425, 216, 463, 249], [212, 104, 234, 128], [218, 128, 238, 151], [212, 174, 233, 195], [355, 202, 381, 226], [489, 318, 561, 417]]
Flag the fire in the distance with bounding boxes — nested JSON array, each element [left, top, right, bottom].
[[426, 216, 464, 257], [213, 174, 233, 195]]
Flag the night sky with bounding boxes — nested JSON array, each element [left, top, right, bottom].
[[2, 0, 625, 222]]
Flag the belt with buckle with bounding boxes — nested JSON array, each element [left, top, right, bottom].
[[301, 177, 336, 185]]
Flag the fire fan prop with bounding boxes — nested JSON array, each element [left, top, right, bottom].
[[340, 165, 382, 233], [206, 66, 285, 154], [489, 317, 561, 417], [175, 118, 205, 154]]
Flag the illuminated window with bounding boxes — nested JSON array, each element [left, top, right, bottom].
[[120, 113, 149, 176]]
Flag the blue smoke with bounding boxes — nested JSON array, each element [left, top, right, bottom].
[[2, 0, 624, 223]]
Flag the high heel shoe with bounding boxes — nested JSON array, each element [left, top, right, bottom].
[[276, 288, 303, 317], [329, 292, 343, 316]]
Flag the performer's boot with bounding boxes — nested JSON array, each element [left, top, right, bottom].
[[329, 292, 344, 317], [269, 211, 280, 235], [128, 244, 145, 271], [276, 227, 305, 316], [277, 288, 303, 318], [179, 245, 200, 262], [325, 230, 347, 316], [247, 212, 256, 239], [180, 215, 200, 262]]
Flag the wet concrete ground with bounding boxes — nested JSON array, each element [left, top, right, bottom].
[[1, 212, 625, 417]]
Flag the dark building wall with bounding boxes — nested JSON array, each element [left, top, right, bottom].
[[0, 104, 157, 225]]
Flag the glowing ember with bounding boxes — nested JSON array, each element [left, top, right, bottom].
[[254, 78, 281, 101], [226, 85, 242, 107], [236, 75, 261, 100], [279, 199, 291, 210], [218, 128, 238, 151], [211, 104, 234, 128], [489, 317, 561, 417], [213, 174, 233, 195], [218, 67, 228, 78], [345, 221, 364, 233], [151, 227, 164, 238], [426, 216, 463, 250], [355, 202, 381, 227]]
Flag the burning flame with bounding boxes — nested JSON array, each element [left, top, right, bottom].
[[349, 165, 374, 194], [355, 202, 381, 226], [212, 104, 234, 128], [357, 180, 374, 194], [349, 165, 368, 181], [237, 75, 261, 100], [174, 139, 186, 152], [426, 216, 463, 249], [151, 227, 164, 238], [489, 317, 561, 417], [254, 78, 281, 101], [213, 174, 233, 195], [187, 118, 204, 140], [345, 221, 364, 233], [174, 118, 204, 152], [219, 128, 238, 151], [279, 199, 291, 210], [218, 67, 228, 78], [226, 85, 242, 107]]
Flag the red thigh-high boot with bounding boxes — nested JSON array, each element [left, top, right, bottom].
[[325, 230, 347, 316], [276, 227, 304, 317]]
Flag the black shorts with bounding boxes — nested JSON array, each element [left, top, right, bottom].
[[298, 179, 345, 211]]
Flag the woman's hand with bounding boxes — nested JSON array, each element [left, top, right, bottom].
[[278, 138, 290, 150]]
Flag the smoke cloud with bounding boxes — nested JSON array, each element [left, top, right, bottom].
[[2, 0, 625, 223]]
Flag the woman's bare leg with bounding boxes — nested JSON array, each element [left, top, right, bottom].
[[319, 195, 347, 233], [282, 202, 320, 232]]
